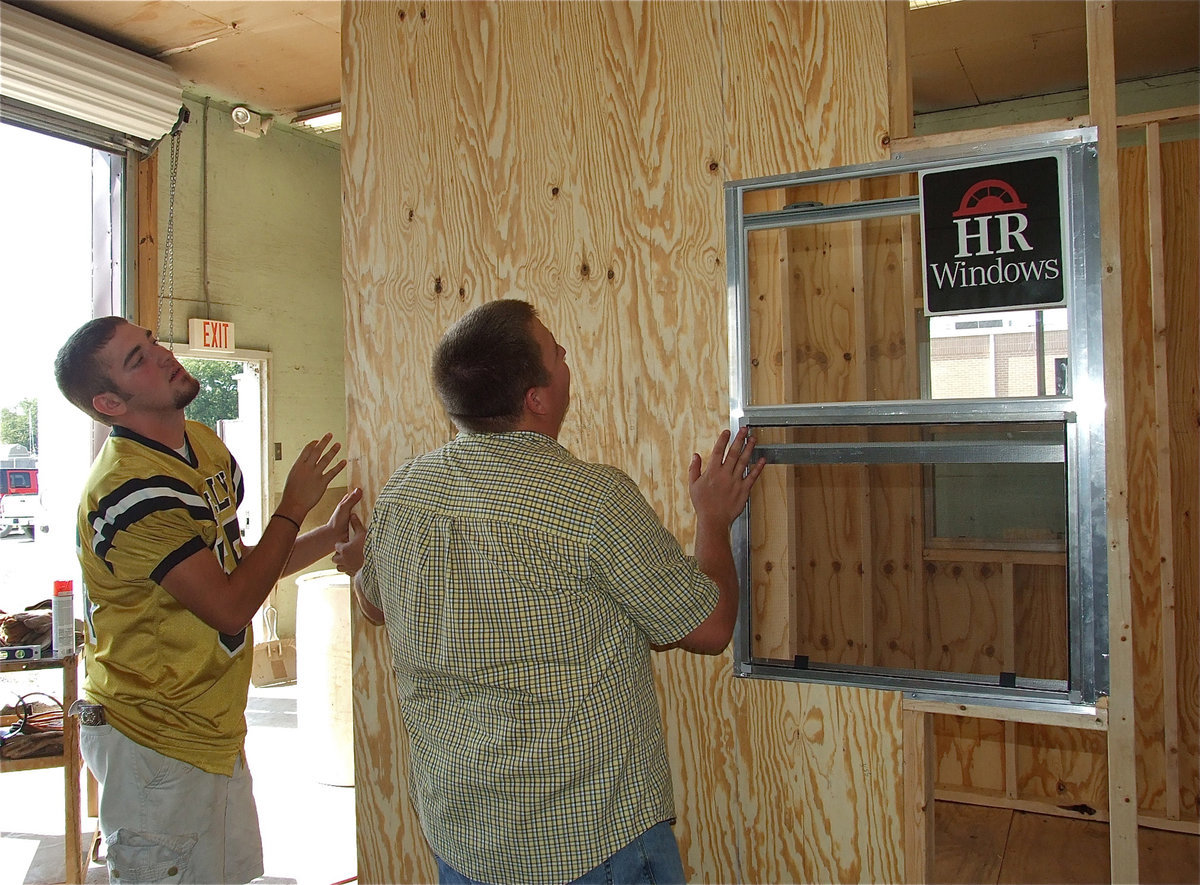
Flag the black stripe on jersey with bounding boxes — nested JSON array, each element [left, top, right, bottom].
[[150, 536, 208, 584], [90, 475, 214, 562], [229, 452, 245, 508], [219, 628, 248, 656]]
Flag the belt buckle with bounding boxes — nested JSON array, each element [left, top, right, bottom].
[[67, 700, 106, 727]]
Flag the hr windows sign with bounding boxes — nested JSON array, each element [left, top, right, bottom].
[[920, 156, 1065, 315]]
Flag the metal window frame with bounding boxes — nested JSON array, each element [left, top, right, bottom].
[[725, 129, 1107, 710]]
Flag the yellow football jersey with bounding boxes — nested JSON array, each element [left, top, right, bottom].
[[78, 420, 252, 776]]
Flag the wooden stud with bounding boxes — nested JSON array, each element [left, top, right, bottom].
[[63, 656, 83, 884], [1000, 564, 1018, 800], [1116, 105, 1200, 130], [936, 789, 1200, 836], [904, 697, 1108, 732], [889, 117, 1093, 155], [899, 211, 928, 671], [923, 546, 1067, 566], [1085, 2, 1140, 881], [1145, 121, 1182, 821], [135, 152, 158, 331], [886, 0, 912, 143], [903, 708, 934, 884], [850, 182, 874, 664]]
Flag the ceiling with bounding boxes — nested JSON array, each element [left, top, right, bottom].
[[5, 0, 1198, 134]]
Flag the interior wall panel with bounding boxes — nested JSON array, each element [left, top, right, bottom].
[[1119, 143, 1170, 816], [345, 1, 896, 882], [1160, 139, 1199, 821]]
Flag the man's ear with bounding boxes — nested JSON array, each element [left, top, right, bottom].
[[524, 385, 549, 416], [92, 391, 127, 419]]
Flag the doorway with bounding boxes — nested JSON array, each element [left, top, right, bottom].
[[0, 122, 120, 623], [173, 349, 270, 545]]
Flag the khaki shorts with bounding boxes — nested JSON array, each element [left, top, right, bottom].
[[79, 720, 263, 884]]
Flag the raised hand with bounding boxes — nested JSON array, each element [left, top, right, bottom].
[[688, 427, 766, 528], [326, 487, 364, 540], [276, 433, 348, 522]]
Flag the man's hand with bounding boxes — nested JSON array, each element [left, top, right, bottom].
[[688, 427, 766, 528], [673, 427, 766, 655], [275, 433, 347, 524], [336, 515, 384, 626], [333, 513, 366, 577], [325, 487, 363, 540]]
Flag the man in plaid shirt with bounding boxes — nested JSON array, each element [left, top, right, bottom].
[[337, 299, 763, 884]]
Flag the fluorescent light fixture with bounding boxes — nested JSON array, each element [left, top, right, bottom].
[[294, 103, 341, 133]]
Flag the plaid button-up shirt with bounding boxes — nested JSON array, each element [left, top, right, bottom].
[[361, 431, 718, 883]]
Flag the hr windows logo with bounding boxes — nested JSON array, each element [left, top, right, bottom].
[[952, 179, 1031, 257], [921, 156, 1065, 315]]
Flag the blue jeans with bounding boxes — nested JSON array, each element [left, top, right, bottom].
[[435, 820, 686, 884]]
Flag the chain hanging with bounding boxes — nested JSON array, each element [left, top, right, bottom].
[[157, 107, 188, 346]]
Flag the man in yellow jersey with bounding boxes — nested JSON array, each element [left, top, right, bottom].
[[334, 300, 764, 884], [55, 316, 361, 884]]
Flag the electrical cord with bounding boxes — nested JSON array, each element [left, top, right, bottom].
[[1, 691, 64, 744]]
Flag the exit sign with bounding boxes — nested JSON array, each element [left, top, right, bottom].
[[188, 318, 235, 351]]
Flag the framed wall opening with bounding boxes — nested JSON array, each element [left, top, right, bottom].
[[726, 129, 1107, 710]]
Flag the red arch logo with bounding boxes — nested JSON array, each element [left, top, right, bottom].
[[952, 179, 1028, 217]]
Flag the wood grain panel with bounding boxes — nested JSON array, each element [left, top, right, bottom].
[[934, 714, 1006, 794], [745, 192, 799, 659], [996, 810, 1111, 885], [1119, 143, 1170, 816], [859, 188, 923, 669], [860, 174, 916, 401], [346, 2, 900, 882], [655, 651, 744, 880], [788, 182, 860, 405], [1012, 563, 1068, 682], [1016, 724, 1110, 811], [1161, 138, 1199, 823], [722, 0, 889, 177], [784, 192, 870, 665], [868, 454, 923, 670], [924, 561, 1007, 675], [932, 802, 1011, 885], [734, 681, 905, 883], [794, 463, 868, 665]]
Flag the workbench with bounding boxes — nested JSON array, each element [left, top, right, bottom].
[[0, 654, 88, 883]]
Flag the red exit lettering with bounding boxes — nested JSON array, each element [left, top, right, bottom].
[[188, 318, 235, 351], [204, 321, 229, 348]]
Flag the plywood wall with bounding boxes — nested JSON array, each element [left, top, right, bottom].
[[343, 1, 899, 882]]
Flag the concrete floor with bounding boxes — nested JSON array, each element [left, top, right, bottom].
[[0, 679, 357, 885]]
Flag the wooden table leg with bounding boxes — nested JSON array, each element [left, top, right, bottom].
[[62, 655, 83, 884]]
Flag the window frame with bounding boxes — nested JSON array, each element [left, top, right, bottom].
[[725, 128, 1107, 709]]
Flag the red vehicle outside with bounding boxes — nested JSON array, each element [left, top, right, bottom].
[[0, 446, 44, 538], [0, 467, 38, 498]]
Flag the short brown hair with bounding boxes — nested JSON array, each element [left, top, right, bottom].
[[54, 316, 127, 425], [432, 299, 549, 433]]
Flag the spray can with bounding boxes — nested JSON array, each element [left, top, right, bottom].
[[52, 580, 75, 658]]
